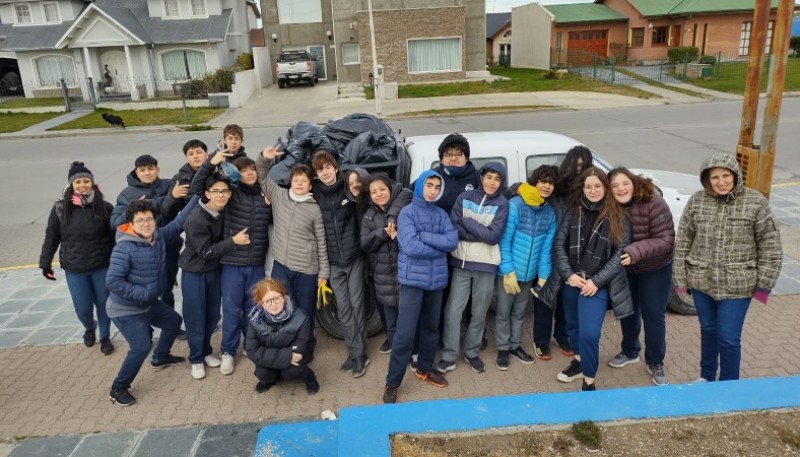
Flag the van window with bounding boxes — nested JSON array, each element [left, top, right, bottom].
[[525, 154, 565, 177], [431, 157, 507, 172]]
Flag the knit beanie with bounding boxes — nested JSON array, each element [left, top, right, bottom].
[[67, 161, 94, 184]]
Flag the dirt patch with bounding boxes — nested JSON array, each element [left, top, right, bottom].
[[392, 409, 800, 456]]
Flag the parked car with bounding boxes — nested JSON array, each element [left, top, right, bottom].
[[275, 51, 318, 88]]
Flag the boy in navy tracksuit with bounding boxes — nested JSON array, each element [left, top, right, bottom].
[[383, 170, 458, 404]]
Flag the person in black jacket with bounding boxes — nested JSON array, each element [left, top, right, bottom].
[[40, 162, 116, 355], [246, 278, 319, 395], [179, 174, 250, 381]]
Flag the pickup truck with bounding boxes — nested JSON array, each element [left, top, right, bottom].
[[275, 51, 318, 88]]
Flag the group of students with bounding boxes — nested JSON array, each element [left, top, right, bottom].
[[40, 126, 783, 407]]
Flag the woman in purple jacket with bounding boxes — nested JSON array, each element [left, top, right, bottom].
[[607, 167, 675, 386]]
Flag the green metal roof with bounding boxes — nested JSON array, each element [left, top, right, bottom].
[[596, 0, 781, 17], [543, 4, 628, 24]]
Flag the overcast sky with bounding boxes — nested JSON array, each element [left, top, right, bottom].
[[487, 0, 591, 13]]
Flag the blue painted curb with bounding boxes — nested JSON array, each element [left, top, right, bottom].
[[256, 376, 800, 457]]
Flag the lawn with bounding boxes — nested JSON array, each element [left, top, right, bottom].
[[0, 97, 66, 108], [50, 107, 226, 130], [685, 57, 800, 94], [0, 112, 63, 133]]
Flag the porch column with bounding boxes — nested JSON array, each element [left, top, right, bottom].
[[123, 45, 140, 100], [82, 47, 94, 102]]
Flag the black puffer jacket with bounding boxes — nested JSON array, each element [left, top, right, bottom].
[[246, 303, 311, 370], [161, 163, 198, 221], [360, 184, 413, 308], [40, 199, 115, 273], [313, 176, 362, 266], [178, 202, 235, 273], [110, 171, 174, 228]]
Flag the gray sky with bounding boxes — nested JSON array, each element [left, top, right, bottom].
[[487, 0, 591, 13]]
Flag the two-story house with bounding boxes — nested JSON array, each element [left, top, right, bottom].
[[0, 0, 257, 100]]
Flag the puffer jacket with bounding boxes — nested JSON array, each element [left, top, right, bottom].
[[110, 171, 174, 228], [246, 301, 312, 370], [161, 162, 198, 221], [449, 161, 509, 273], [410, 162, 481, 214], [39, 197, 115, 273], [313, 176, 362, 266], [178, 201, 235, 273], [255, 155, 329, 279], [497, 196, 556, 282], [360, 184, 413, 308], [624, 193, 675, 274], [397, 170, 459, 291], [674, 154, 782, 299], [539, 204, 633, 320], [106, 196, 198, 318]]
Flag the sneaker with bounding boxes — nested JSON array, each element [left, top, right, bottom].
[[463, 355, 486, 373], [608, 352, 640, 368], [353, 356, 370, 378], [409, 354, 418, 372], [99, 337, 114, 355], [255, 381, 273, 393], [204, 355, 221, 368], [379, 339, 392, 354], [415, 370, 448, 388], [83, 326, 96, 347], [109, 388, 136, 406], [557, 341, 574, 357], [496, 350, 510, 371], [191, 363, 206, 380], [176, 329, 187, 340], [383, 385, 398, 404], [509, 347, 535, 365], [581, 380, 596, 392], [220, 354, 235, 375], [150, 354, 185, 371], [339, 357, 354, 373], [534, 344, 552, 361], [556, 359, 584, 383], [693, 377, 709, 383], [434, 359, 456, 374], [647, 364, 669, 386], [305, 375, 320, 395]]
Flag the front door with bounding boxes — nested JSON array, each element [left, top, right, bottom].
[[671, 25, 681, 46], [99, 50, 130, 94]]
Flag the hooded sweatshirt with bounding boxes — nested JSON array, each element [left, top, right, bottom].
[[674, 154, 782, 300]]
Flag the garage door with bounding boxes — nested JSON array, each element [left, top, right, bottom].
[[567, 30, 608, 65]]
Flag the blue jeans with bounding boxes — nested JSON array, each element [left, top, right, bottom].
[[533, 293, 569, 347], [692, 290, 751, 382], [220, 265, 265, 355], [561, 285, 609, 378], [386, 285, 443, 388], [162, 242, 181, 307], [383, 306, 399, 349], [181, 270, 221, 364], [64, 267, 110, 339], [111, 300, 182, 390], [619, 262, 672, 365], [271, 261, 318, 357]]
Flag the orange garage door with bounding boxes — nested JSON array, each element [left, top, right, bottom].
[[567, 30, 608, 65]]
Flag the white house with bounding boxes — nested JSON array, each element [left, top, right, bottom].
[[0, 0, 258, 100]]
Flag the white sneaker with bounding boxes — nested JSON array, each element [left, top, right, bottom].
[[204, 354, 221, 368], [191, 363, 206, 380], [220, 353, 235, 375]]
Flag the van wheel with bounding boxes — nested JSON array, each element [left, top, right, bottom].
[[667, 288, 696, 315], [316, 299, 383, 340]]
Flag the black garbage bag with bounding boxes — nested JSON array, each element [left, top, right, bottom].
[[268, 132, 337, 186], [341, 131, 398, 165], [286, 121, 321, 143], [321, 113, 395, 155]]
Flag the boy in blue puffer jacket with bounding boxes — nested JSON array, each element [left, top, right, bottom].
[[383, 170, 458, 404]]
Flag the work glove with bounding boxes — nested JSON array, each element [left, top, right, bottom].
[[531, 278, 547, 299], [753, 288, 771, 304], [316, 281, 334, 309], [42, 268, 56, 281], [502, 272, 521, 295]]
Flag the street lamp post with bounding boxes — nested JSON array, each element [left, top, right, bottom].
[[367, 0, 381, 115]]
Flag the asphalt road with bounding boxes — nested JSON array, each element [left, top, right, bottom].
[[2, 98, 799, 268]]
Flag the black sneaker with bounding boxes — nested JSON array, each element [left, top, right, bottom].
[[353, 356, 370, 378], [557, 340, 574, 357], [305, 375, 320, 395], [556, 359, 584, 383], [581, 380, 596, 391], [99, 337, 114, 355], [496, 350, 510, 371], [255, 381, 273, 393], [534, 344, 552, 361], [151, 354, 186, 371], [463, 355, 486, 373], [176, 329, 187, 340], [383, 385, 398, 403], [109, 388, 136, 406], [409, 355, 418, 372], [415, 370, 448, 387], [509, 347, 535, 365], [379, 339, 392, 354], [83, 326, 96, 347], [339, 357, 354, 373]]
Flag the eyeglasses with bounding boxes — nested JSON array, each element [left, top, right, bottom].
[[133, 217, 155, 225], [260, 295, 284, 306], [443, 151, 465, 159], [208, 189, 231, 196]]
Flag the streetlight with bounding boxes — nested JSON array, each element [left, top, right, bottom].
[[367, 0, 381, 115]]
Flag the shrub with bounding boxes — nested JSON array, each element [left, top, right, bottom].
[[572, 420, 602, 448], [699, 55, 717, 65], [668, 46, 699, 64], [203, 68, 235, 93], [235, 52, 254, 71], [186, 79, 209, 98]]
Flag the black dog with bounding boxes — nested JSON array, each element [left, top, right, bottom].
[[101, 113, 125, 129]]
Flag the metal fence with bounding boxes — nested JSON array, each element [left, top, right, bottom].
[[0, 75, 212, 102]]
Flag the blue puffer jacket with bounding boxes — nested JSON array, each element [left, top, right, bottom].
[[498, 196, 557, 282], [397, 170, 458, 291], [106, 196, 198, 318]]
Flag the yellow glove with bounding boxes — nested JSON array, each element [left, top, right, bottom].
[[316, 281, 334, 309], [531, 278, 547, 298], [503, 272, 521, 295]]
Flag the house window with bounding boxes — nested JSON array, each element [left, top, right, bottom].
[[163, 0, 180, 17], [651, 26, 668, 46], [631, 28, 644, 47], [43, 2, 61, 23], [162, 50, 207, 80], [35, 56, 77, 86], [190, 0, 207, 16], [277, 0, 322, 24], [556, 32, 562, 49], [341, 44, 360, 65], [765, 20, 774, 54], [14, 4, 32, 24], [503, 29, 511, 38], [739, 21, 752, 55], [408, 38, 461, 73]]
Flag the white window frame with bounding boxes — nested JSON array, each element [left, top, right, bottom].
[[13, 3, 32, 25], [163, 0, 181, 18], [190, 0, 207, 17], [276, 0, 323, 24], [341, 43, 360, 65], [739, 21, 752, 56], [159, 49, 209, 81], [407, 37, 462, 74], [42, 2, 61, 23], [34, 54, 78, 87]]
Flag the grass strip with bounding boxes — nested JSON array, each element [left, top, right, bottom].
[[49, 107, 225, 130], [0, 111, 64, 133]]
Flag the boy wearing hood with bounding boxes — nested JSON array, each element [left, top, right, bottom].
[[383, 170, 458, 404], [436, 162, 509, 374]]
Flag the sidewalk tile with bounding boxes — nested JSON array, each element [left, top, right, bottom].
[[132, 427, 202, 457], [8, 435, 81, 457], [24, 326, 81, 346], [4, 312, 49, 329], [0, 329, 29, 348], [72, 431, 141, 457], [0, 300, 30, 315], [195, 423, 261, 457]]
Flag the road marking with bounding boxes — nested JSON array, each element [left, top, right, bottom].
[[773, 181, 800, 188], [0, 263, 57, 272]]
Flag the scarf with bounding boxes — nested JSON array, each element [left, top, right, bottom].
[[249, 295, 295, 325], [517, 183, 544, 207], [568, 197, 612, 277], [70, 189, 95, 207], [289, 190, 314, 203]]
